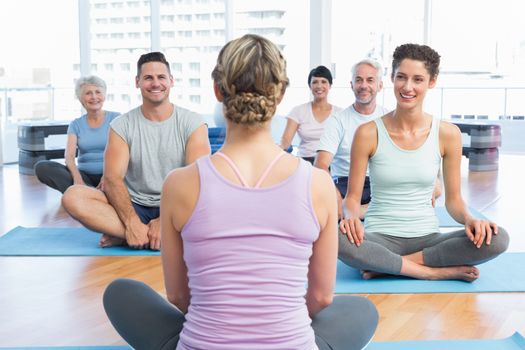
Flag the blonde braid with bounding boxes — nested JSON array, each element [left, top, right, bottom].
[[211, 34, 288, 128]]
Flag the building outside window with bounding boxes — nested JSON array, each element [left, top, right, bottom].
[[1, 0, 524, 164]]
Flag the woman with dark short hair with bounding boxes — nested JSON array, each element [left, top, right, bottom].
[[280, 65, 342, 164]]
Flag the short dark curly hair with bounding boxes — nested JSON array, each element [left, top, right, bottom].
[[391, 44, 440, 79]]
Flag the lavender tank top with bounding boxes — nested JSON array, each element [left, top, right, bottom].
[[177, 153, 320, 350]]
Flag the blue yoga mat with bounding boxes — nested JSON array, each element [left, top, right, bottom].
[[1, 334, 524, 350], [435, 206, 488, 227], [0, 227, 160, 256], [368, 332, 525, 350], [335, 252, 525, 294], [0, 205, 485, 256]]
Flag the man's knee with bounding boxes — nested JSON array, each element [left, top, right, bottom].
[[62, 185, 98, 214]]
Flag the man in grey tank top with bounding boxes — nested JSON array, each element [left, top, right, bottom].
[[62, 52, 211, 250]]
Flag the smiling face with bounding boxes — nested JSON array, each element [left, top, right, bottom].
[[392, 58, 436, 110], [135, 61, 174, 105], [351, 63, 383, 106], [79, 84, 105, 113], [309, 76, 331, 100]]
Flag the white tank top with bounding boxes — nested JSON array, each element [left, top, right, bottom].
[[365, 116, 442, 238]]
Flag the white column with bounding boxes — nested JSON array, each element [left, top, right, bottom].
[[0, 89, 4, 165], [309, 0, 332, 69], [423, 0, 432, 45], [78, 0, 91, 77], [225, 0, 234, 42], [150, 0, 161, 51]]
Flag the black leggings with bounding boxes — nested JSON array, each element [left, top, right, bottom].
[[339, 227, 510, 275], [104, 279, 379, 350], [34, 160, 101, 193]]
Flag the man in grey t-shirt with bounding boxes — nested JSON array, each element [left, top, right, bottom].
[[62, 52, 211, 250]]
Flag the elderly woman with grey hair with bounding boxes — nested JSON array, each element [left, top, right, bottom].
[[35, 75, 120, 193]]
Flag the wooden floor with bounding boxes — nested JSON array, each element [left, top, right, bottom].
[[0, 155, 524, 347]]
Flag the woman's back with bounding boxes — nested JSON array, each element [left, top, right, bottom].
[[177, 153, 319, 350], [104, 34, 378, 350]]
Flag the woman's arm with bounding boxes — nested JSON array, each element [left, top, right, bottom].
[[441, 121, 498, 247], [160, 164, 200, 312], [64, 133, 84, 185], [280, 118, 299, 151], [306, 168, 338, 318], [160, 169, 192, 313], [339, 122, 377, 246]]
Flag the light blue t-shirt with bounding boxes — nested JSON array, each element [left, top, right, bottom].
[[365, 117, 442, 238], [67, 111, 120, 174], [317, 104, 387, 177]]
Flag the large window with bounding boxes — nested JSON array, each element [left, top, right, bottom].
[[159, 0, 225, 115], [1, 0, 524, 164], [0, 0, 79, 162], [158, 0, 309, 123], [430, 0, 525, 121], [330, 0, 424, 109], [235, 0, 309, 118], [89, 0, 151, 114]]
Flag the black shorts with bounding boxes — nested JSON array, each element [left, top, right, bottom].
[[333, 176, 371, 204], [132, 202, 160, 224]]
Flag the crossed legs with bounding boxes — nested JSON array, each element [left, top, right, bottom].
[[62, 185, 127, 246], [338, 227, 509, 281], [34, 160, 101, 193], [104, 279, 378, 350]]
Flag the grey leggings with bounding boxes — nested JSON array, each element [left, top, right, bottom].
[[103, 279, 379, 350], [34, 160, 101, 193], [338, 227, 510, 275]]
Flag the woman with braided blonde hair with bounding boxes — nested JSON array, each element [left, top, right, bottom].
[[103, 34, 378, 350]]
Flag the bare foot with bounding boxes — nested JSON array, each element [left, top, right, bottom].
[[432, 266, 480, 282], [361, 270, 390, 280], [99, 234, 126, 248]]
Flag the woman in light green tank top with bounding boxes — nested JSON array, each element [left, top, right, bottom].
[[338, 44, 509, 282]]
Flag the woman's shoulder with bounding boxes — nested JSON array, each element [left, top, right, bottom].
[[164, 162, 201, 196], [294, 102, 311, 110], [68, 114, 87, 131], [287, 102, 311, 116], [71, 114, 88, 123], [359, 117, 380, 133], [352, 119, 379, 149], [166, 162, 200, 181], [105, 111, 121, 120], [436, 118, 461, 138], [310, 165, 334, 188], [331, 104, 343, 114]]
